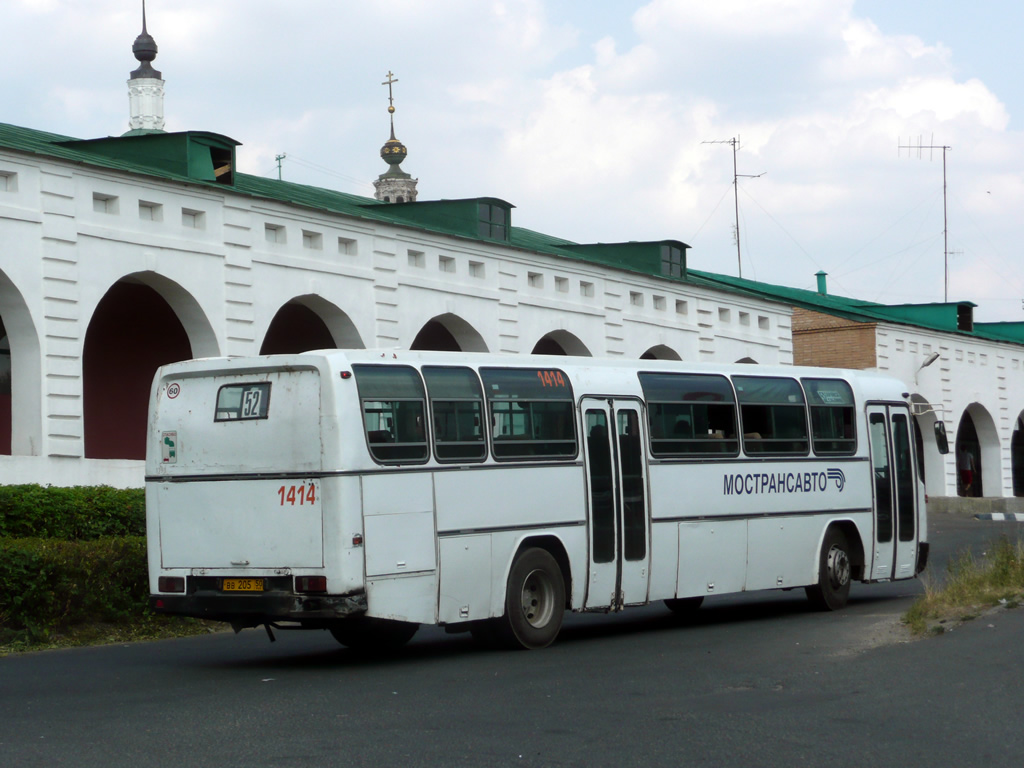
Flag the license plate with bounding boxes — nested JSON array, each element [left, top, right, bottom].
[[222, 578, 264, 592]]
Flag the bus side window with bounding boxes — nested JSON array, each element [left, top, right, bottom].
[[367, 428, 394, 444], [801, 377, 857, 455], [423, 366, 487, 462], [638, 372, 739, 457], [352, 365, 429, 464], [733, 376, 809, 456], [480, 367, 576, 460]]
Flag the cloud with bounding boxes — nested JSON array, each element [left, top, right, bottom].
[[634, 0, 848, 39], [829, 17, 952, 82]]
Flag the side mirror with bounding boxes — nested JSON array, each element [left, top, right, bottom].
[[934, 421, 950, 455]]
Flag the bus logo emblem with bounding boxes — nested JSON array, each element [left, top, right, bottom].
[[827, 468, 846, 491]]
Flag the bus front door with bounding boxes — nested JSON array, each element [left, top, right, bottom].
[[582, 398, 652, 610], [866, 404, 920, 580]]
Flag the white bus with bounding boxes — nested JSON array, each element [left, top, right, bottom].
[[147, 350, 943, 650]]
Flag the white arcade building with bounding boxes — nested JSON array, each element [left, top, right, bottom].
[[1, 14, 1023, 504]]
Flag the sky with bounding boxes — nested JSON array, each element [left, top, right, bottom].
[[3, 0, 1024, 322]]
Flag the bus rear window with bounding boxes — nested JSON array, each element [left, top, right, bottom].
[[802, 378, 856, 455], [480, 367, 576, 460], [423, 366, 486, 462], [353, 365, 428, 464], [733, 376, 809, 455], [215, 383, 271, 421], [639, 373, 738, 457]]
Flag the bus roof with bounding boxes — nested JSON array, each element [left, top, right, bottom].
[[156, 349, 910, 402]]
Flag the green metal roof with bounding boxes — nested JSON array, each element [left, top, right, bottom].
[[686, 269, 1024, 343], [2, 120, 1022, 348], [560, 241, 689, 276], [372, 197, 513, 242], [972, 322, 1024, 343], [57, 131, 240, 184]]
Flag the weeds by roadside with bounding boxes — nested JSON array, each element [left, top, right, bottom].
[[0, 614, 224, 656], [905, 535, 1024, 635]]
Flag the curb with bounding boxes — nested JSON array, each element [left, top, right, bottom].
[[974, 513, 1024, 521]]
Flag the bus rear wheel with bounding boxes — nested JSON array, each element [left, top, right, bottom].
[[806, 528, 852, 611], [495, 548, 565, 650], [329, 616, 419, 651]]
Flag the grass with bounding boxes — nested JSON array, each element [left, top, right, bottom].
[[905, 535, 1024, 635], [0, 614, 223, 656]]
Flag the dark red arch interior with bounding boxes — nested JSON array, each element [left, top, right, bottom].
[[83, 282, 192, 460], [260, 304, 336, 355]]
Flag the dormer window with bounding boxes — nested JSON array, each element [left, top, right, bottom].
[[211, 144, 234, 185], [478, 202, 508, 241], [957, 304, 973, 332], [661, 245, 684, 278]]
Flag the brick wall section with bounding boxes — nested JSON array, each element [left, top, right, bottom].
[[792, 308, 878, 369]]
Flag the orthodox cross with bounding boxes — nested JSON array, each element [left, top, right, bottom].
[[382, 71, 399, 110]]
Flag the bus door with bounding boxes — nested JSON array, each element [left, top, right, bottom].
[[866, 404, 920, 580], [581, 398, 651, 610]]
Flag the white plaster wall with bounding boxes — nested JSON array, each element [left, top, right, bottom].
[[876, 325, 1024, 498], [0, 156, 45, 457]]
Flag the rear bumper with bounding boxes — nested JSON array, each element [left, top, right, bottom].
[[150, 590, 367, 627]]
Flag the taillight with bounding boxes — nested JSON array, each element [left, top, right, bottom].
[[158, 576, 185, 593], [295, 576, 327, 593]]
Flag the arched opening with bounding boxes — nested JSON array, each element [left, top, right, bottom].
[[411, 321, 459, 351], [531, 331, 591, 357], [955, 404, 1000, 498], [735, 357, 758, 364], [955, 413, 980, 497], [83, 280, 194, 460], [260, 296, 364, 354], [640, 345, 681, 361], [1012, 414, 1024, 497], [0, 270, 42, 457], [261, 305, 334, 354], [410, 314, 488, 353]]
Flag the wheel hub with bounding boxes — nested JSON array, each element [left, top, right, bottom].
[[521, 568, 555, 628], [826, 545, 851, 589]]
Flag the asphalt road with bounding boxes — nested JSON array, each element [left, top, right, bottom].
[[2, 511, 1023, 768]]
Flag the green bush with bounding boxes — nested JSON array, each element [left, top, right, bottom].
[[0, 484, 145, 540], [0, 536, 148, 642]]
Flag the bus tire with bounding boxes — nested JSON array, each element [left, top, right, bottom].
[[806, 528, 852, 611], [495, 548, 565, 650], [329, 616, 419, 651], [664, 596, 704, 614]]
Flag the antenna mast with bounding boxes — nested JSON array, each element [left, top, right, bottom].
[[702, 136, 764, 278], [899, 136, 952, 302]]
